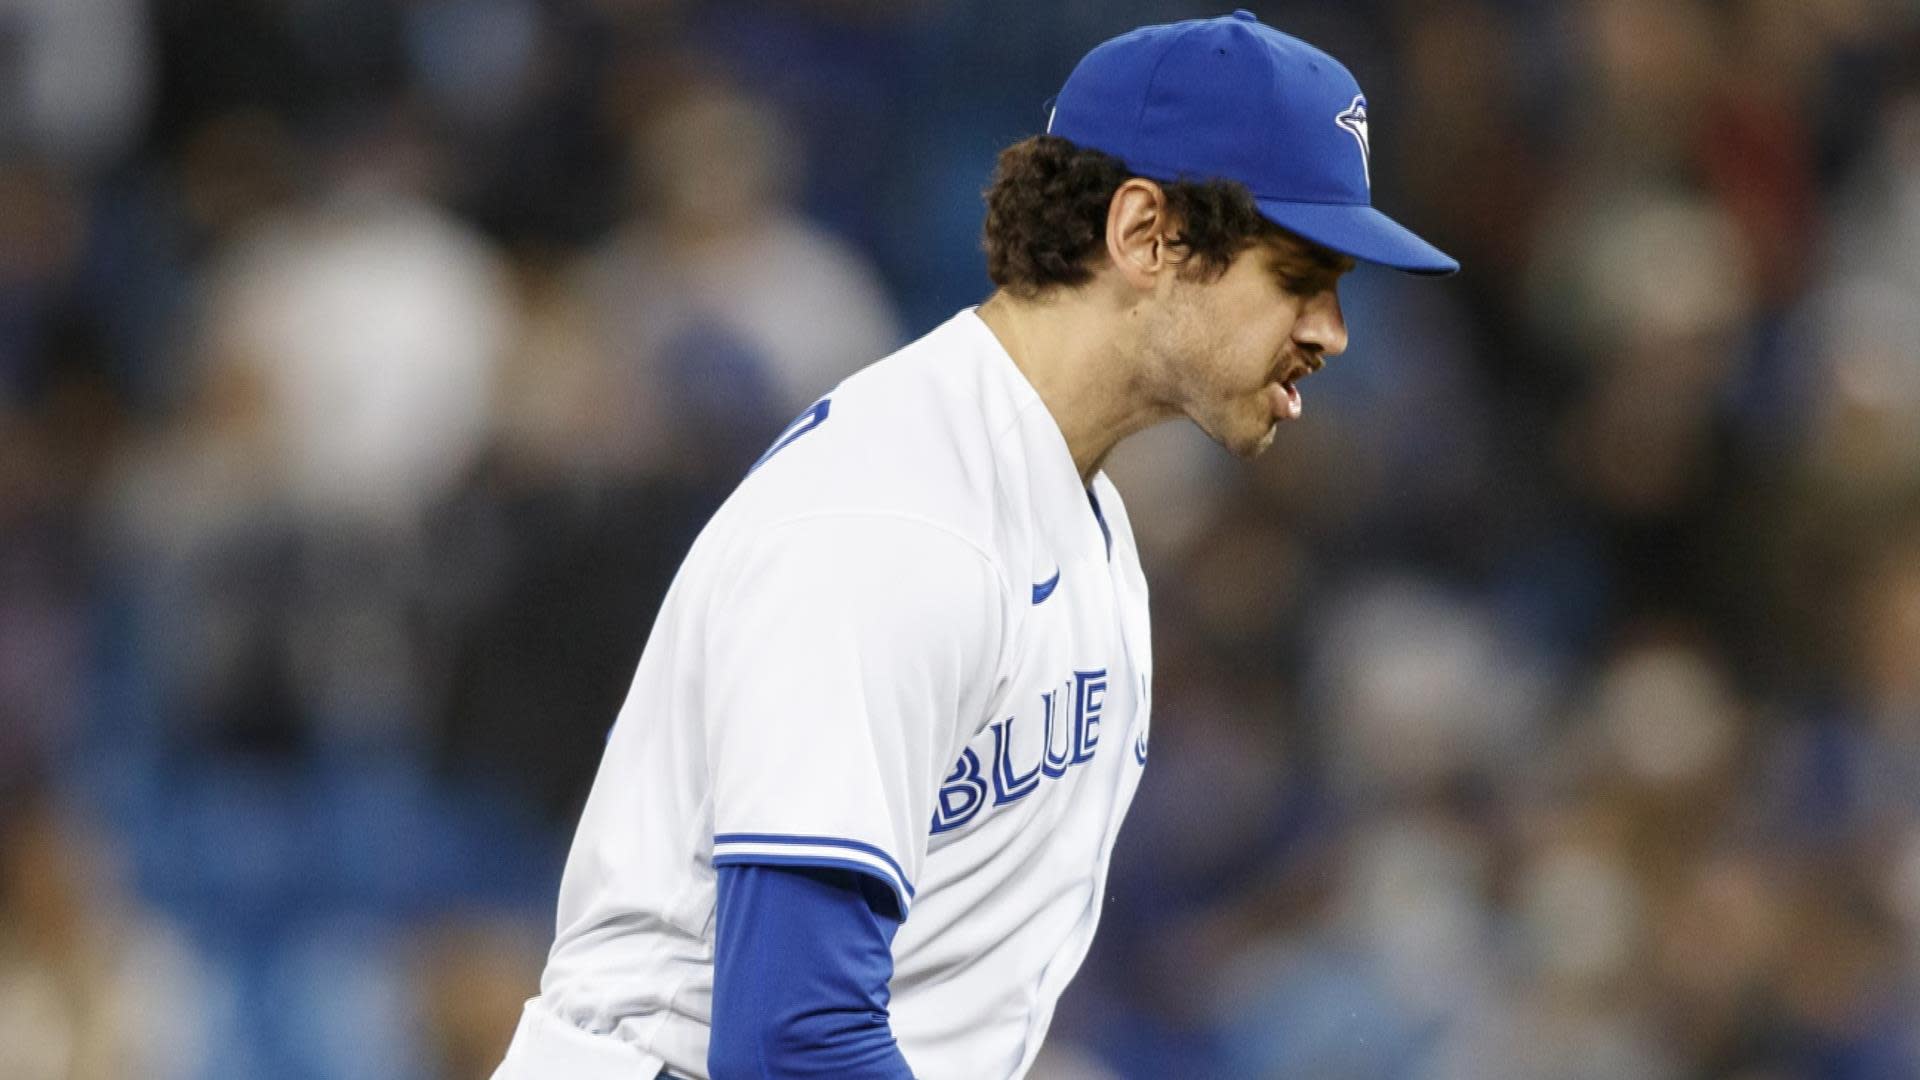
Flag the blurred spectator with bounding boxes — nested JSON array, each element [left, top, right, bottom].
[[99, 112, 519, 761], [0, 162, 87, 399], [0, 0, 153, 169], [1311, 574, 1547, 800], [0, 793, 213, 1080], [0, 357, 95, 781], [196, 119, 516, 533], [579, 75, 902, 478], [421, 264, 726, 822], [409, 913, 546, 1080]]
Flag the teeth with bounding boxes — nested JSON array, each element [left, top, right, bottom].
[[1267, 378, 1304, 421]]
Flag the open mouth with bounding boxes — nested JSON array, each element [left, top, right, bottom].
[[1268, 359, 1317, 422]]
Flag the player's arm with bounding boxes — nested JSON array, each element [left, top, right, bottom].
[[701, 514, 1008, 1078], [709, 865, 911, 1079]]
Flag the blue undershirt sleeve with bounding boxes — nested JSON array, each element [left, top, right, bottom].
[[709, 864, 917, 1080]]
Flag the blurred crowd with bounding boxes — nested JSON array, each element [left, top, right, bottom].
[[2, 0, 1919, 1077]]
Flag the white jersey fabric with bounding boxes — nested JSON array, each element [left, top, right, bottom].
[[495, 309, 1154, 1080]]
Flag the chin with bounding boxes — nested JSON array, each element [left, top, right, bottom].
[[1188, 404, 1277, 460], [1228, 423, 1279, 460]]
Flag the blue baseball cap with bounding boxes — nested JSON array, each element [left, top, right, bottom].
[[1048, 10, 1458, 275]]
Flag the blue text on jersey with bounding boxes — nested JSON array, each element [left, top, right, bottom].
[[931, 668, 1107, 834]]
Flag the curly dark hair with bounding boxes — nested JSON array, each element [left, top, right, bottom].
[[982, 135, 1286, 298]]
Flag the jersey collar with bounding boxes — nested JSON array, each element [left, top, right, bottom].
[[958, 308, 1117, 568]]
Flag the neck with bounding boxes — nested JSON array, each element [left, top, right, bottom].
[[976, 289, 1172, 483]]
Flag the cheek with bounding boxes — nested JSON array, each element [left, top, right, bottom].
[[1161, 283, 1288, 395], [1228, 316, 1292, 385], [1221, 289, 1294, 370], [1251, 301, 1298, 356]]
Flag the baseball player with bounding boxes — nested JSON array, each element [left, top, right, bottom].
[[493, 12, 1455, 1080]]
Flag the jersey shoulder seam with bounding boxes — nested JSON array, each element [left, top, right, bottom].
[[752, 509, 1016, 603]]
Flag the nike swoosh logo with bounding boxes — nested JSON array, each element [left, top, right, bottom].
[[1031, 568, 1060, 605]]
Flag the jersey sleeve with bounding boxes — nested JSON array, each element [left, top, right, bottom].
[[704, 514, 1007, 917], [709, 864, 916, 1079]]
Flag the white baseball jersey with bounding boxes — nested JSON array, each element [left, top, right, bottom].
[[494, 308, 1154, 1080]]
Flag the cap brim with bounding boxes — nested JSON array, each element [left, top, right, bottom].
[[1253, 198, 1459, 275]]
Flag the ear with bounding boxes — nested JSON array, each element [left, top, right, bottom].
[[1104, 178, 1180, 292]]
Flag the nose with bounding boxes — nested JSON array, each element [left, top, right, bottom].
[[1294, 288, 1348, 359]]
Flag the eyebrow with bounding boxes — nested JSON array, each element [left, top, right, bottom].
[[1298, 240, 1357, 273], [1265, 239, 1355, 288]]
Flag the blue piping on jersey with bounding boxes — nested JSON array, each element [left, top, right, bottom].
[[713, 833, 915, 898], [1032, 569, 1061, 604], [1088, 490, 1112, 561], [712, 852, 913, 917], [747, 398, 831, 474]]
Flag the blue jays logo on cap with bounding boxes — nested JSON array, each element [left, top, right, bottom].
[[1047, 10, 1456, 275], [1336, 95, 1370, 189]]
